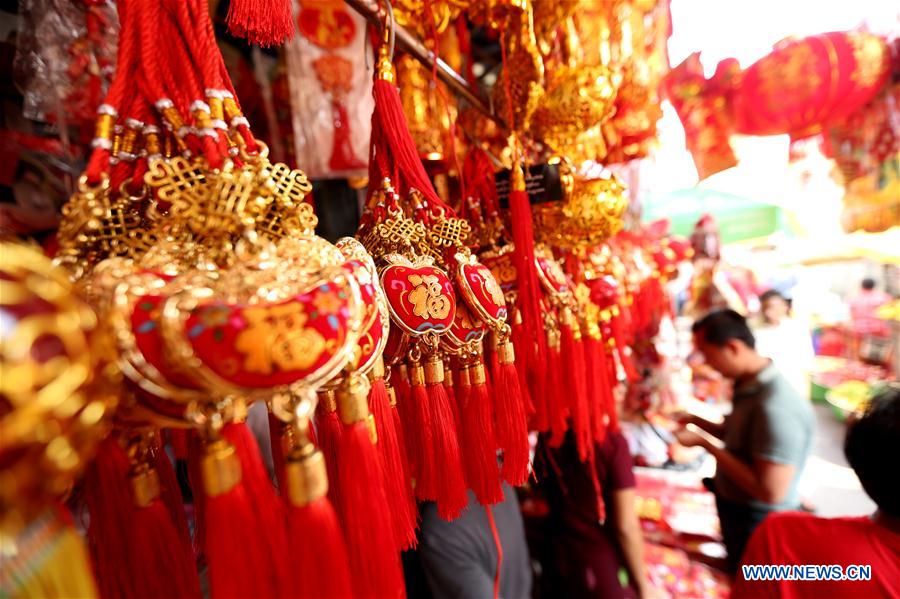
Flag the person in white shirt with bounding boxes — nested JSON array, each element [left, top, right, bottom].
[[752, 290, 815, 399]]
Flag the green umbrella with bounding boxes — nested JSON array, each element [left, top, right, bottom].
[[641, 187, 785, 244]]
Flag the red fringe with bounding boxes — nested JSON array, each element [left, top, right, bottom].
[[513, 319, 546, 431], [390, 388, 417, 538], [445, 374, 462, 434], [268, 411, 287, 489], [203, 475, 277, 598], [584, 336, 609, 444], [85, 437, 201, 599], [84, 437, 139, 599], [169, 429, 189, 460], [561, 324, 592, 462], [508, 186, 549, 390], [424, 381, 469, 520], [287, 496, 354, 598], [128, 498, 201, 599], [493, 359, 531, 486], [337, 423, 406, 598], [459, 369, 504, 505], [206, 423, 289, 598], [225, 0, 294, 47], [546, 343, 569, 447], [153, 440, 194, 556], [369, 377, 418, 550], [314, 405, 344, 509], [598, 344, 621, 433], [405, 377, 435, 501]]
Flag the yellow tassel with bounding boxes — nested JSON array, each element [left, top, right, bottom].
[[0, 509, 98, 599]]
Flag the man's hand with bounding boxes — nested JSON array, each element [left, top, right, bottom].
[[673, 427, 706, 448], [670, 411, 697, 427]]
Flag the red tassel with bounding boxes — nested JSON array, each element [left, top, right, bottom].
[[328, 100, 366, 171], [314, 390, 344, 510], [611, 310, 640, 383], [445, 364, 463, 434], [224, 423, 290, 583], [369, 363, 418, 550], [284, 431, 354, 599], [153, 438, 194, 555], [422, 355, 470, 520], [127, 483, 202, 599], [513, 315, 546, 431], [336, 375, 405, 598], [492, 338, 531, 486], [389, 381, 416, 524], [507, 173, 549, 386], [584, 334, 609, 444], [201, 432, 287, 599], [459, 362, 504, 505], [186, 432, 206, 555], [372, 79, 444, 207], [225, 0, 294, 47], [404, 361, 435, 500], [85, 435, 201, 599], [598, 342, 621, 433], [170, 429, 189, 460], [84, 436, 139, 599], [560, 311, 592, 462], [546, 328, 569, 447], [268, 410, 287, 489]]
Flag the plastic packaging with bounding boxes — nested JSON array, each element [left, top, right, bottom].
[[13, 0, 118, 129], [285, 0, 372, 179]]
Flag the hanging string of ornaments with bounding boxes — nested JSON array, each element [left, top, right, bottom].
[[0, 0, 691, 598]]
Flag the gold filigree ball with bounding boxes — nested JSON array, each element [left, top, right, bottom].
[[0, 242, 119, 536]]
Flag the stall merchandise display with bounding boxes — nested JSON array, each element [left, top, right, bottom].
[[663, 31, 899, 232], [1, 0, 689, 596]]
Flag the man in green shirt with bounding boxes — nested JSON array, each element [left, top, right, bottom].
[[675, 309, 814, 572]]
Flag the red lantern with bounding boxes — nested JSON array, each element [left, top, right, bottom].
[[731, 31, 890, 138]]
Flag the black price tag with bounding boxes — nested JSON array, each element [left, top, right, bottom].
[[495, 163, 564, 208]]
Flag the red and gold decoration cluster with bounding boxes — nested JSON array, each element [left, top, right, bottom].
[[663, 31, 899, 232]]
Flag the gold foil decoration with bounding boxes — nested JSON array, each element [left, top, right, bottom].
[[492, 2, 544, 133], [396, 55, 453, 161], [530, 64, 619, 160]]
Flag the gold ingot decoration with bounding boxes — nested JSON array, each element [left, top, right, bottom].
[[533, 171, 628, 250], [0, 242, 119, 544], [530, 64, 619, 161]]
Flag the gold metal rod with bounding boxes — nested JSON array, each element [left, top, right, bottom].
[[344, 0, 508, 130]]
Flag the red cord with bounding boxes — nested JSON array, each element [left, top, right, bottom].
[[485, 505, 503, 599]]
